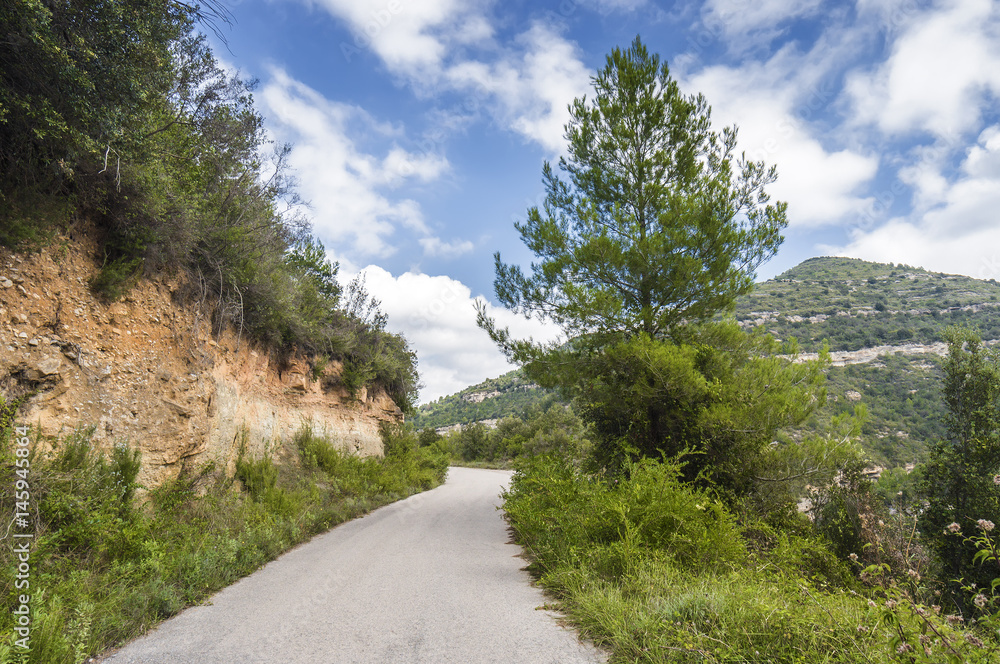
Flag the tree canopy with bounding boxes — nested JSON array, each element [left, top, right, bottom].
[[919, 326, 1000, 610], [478, 38, 844, 496], [479, 36, 787, 359]]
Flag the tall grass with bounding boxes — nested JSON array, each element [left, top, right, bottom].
[[0, 419, 446, 663], [503, 453, 1000, 663]]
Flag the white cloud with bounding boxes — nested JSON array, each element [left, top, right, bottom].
[[846, 0, 1000, 139], [259, 69, 450, 257], [418, 237, 475, 258], [379, 147, 449, 186], [832, 219, 1000, 281], [701, 0, 826, 47], [684, 49, 878, 227], [305, 1, 592, 154], [442, 23, 591, 152], [358, 266, 560, 403], [834, 124, 1000, 280], [318, 0, 474, 75]]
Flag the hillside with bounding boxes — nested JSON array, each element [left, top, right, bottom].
[[0, 230, 402, 487], [415, 257, 999, 467], [410, 370, 556, 430], [735, 256, 1000, 351]]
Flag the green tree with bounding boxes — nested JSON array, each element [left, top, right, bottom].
[[478, 38, 834, 495], [418, 427, 443, 448], [919, 327, 1000, 608], [478, 36, 786, 351]]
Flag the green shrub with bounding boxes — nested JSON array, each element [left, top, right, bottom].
[[235, 455, 278, 502], [502, 447, 999, 663], [90, 255, 145, 301], [504, 454, 746, 576]]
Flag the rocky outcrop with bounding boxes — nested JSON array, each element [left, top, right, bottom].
[[461, 390, 501, 403], [0, 231, 401, 488], [794, 340, 998, 367]]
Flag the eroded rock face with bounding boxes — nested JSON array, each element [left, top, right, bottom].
[[0, 230, 401, 488]]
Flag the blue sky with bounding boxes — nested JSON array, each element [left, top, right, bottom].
[[212, 0, 1000, 403]]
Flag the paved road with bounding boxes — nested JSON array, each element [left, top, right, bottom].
[[102, 467, 606, 664]]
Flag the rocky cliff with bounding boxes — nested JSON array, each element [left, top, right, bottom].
[[0, 230, 401, 488]]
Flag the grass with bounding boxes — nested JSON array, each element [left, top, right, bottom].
[[502, 453, 1000, 663], [0, 418, 447, 663]]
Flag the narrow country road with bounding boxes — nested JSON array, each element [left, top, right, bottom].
[[101, 467, 606, 664]]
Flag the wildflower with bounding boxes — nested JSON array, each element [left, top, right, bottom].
[[947, 522, 962, 533], [945, 614, 965, 625], [848, 552, 858, 562], [967, 635, 985, 648], [868, 599, 877, 608], [932, 605, 941, 615], [974, 593, 988, 609], [856, 625, 867, 634], [896, 643, 913, 654], [908, 569, 920, 580], [885, 599, 898, 609], [993, 474, 1000, 485], [976, 519, 995, 532]]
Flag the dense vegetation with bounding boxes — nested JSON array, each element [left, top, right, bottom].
[[822, 354, 947, 467], [0, 411, 447, 663], [409, 370, 556, 430], [420, 402, 593, 468], [440, 331, 1000, 661], [0, 0, 417, 411], [919, 328, 1000, 614], [479, 37, 1000, 662], [504, 451, 1000, 663]]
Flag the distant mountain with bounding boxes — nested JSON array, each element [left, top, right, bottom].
[[736, 256, 1000, 352], [412, 257, 1000, 467], [409, 370, 557, 431]]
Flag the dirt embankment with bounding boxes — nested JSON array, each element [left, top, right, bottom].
[[0, 228, 401, 488]]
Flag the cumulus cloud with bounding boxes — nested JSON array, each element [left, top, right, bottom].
[[357, 266, 560, 403], [683, 47, 878, 227], [833, 124, 1000, 280], [306, 0, 592, 154], [319, 0, 472, 74], [846, 0, 1000, 139], [824, 0, 1000, 279], [442, 23, 591, 152], [259, 69, 462, 259]]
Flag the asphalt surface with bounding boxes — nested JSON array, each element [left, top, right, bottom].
[[101, 467, 606, 664]]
